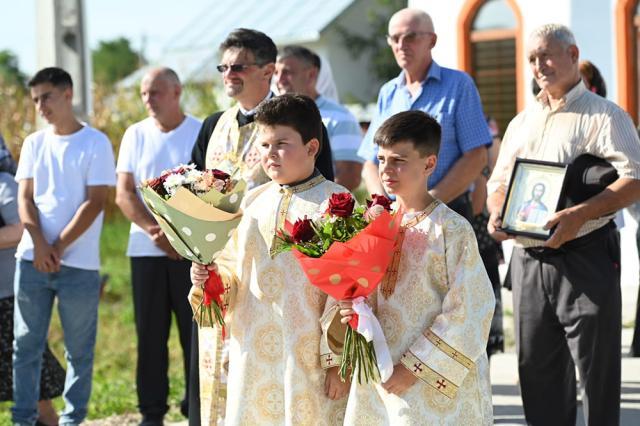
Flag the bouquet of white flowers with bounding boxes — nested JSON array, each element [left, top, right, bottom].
[[140, 164, 245, 327]]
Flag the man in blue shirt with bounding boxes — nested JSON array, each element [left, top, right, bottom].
[[358, 8, 491, 219]]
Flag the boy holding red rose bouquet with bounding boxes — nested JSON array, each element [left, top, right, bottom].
[[189, 94, 349, 425], [337, 111, 495, 424]]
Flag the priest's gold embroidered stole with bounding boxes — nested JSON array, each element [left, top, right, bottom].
[[205, 106, 267, 187]]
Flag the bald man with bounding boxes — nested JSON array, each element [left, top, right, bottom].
[[357, 8, 491, 220], [116, 67, 201, 425]]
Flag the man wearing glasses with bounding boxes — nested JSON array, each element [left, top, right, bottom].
[[357, 8, 491, 220], [191, 28, 334, 188], [188, 28, 334, 426]]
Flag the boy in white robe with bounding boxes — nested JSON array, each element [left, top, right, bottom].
[[334, 110, 495, 425], [190, 94, 349, 425]]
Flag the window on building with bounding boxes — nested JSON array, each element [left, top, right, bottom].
[[470, 0, 518, 137]]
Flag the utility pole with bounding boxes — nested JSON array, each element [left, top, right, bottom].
[[36, 0, 91, 119]]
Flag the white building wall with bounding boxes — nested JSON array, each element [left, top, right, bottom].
[[409, 0, 621, 108], [568, 0, 618, 103]]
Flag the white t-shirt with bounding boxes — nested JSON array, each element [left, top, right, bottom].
[[116, 115, 202, 257], [15, 125, 116, 270]]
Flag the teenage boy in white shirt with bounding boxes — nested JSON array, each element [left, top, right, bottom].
[[12, 67, 116, 426]]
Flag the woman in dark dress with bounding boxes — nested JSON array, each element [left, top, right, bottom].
[[0, 136, 66, 426]]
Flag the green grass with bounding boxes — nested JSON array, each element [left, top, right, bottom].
[[0, 216, 188, 423]]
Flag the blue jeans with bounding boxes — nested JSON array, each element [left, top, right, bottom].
[[12, 260, 100, 426]]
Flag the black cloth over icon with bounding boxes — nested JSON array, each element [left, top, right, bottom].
[[559, 153, 618, 211]]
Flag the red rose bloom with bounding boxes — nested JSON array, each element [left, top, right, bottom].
[[210, 169, 230, 181], [147, 177, 168, 197], [291, 217, 315, 243], [327, 192, 355, 217], [366, 194, 393, 211]]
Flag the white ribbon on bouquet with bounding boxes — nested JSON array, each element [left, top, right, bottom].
[[352, 296, 394, 382]]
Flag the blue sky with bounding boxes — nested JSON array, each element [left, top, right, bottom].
[[0, 0, 212, 74]]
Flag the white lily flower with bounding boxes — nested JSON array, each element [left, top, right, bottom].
[[163, 173, 186, 196], [183, 168, 203, 184]]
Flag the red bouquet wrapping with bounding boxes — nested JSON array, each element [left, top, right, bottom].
[[277, 193, 401, 383]]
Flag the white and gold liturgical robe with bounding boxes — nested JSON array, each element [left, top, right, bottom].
[[329, 200, 495, 425], [212, 174, 349, 425], [198, 104, 269, 424]]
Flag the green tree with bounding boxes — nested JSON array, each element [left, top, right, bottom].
[[0, 49, 27, 87], [182, 81, 220, 120], [0, 50, 32, 159], [338, 0, 405, 83], [92, 37, 143, 85]]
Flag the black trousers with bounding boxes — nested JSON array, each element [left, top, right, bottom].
[[131, 257, 193, 419], [447, 192, 473, 221], [632, 293, 640, 356], [510, 224, 621, 426], [631, 228, 640, 357]]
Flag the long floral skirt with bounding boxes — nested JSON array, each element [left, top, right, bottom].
[[0, 296, 66, 401]]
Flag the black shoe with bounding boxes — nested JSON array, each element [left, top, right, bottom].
[[180, 398, 189, 418]]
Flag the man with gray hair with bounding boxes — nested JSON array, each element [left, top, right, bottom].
[[116, 67, 201, 425], [275, 45, 363, 190], [488, 24, 640, 424], [357, 8, 491, 220]]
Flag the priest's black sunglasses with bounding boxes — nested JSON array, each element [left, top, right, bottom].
[[216, 63, 259, 73]]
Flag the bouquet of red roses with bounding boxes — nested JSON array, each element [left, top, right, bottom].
[[140, 164, 245, 328], [276, 193, 401, 383]]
